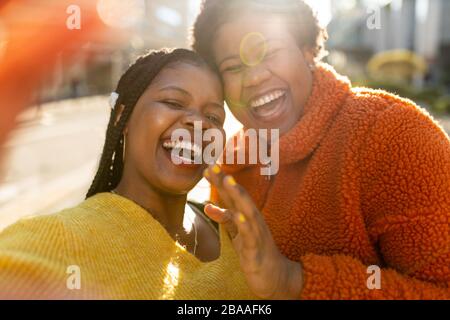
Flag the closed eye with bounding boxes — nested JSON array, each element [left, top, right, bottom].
[[163, 100, 185, 109], [223, 64, 243, 74], [206, 114, 224, 126]]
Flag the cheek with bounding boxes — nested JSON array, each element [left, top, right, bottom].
[[271, 54, 312, 104], [224, 77, 254, 123], [229, 105, 251, 125], [224, 76, 242, 104], [128, 106, 174, 161], [269, 54, 302, 83], [291, 66, 312, 105], [151, 107, 172, 128]]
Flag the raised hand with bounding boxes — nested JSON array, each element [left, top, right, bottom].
[[203, 165, 304, 300]]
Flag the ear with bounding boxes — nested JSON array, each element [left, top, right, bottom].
[[300, 46, 315, 66], [114, 104, 126, 127]]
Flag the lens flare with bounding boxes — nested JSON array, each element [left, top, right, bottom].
[[96, 0, 145, 29], [240, 32, 267, 67]]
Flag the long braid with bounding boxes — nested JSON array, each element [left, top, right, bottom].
[[86, 48, 210, 198]]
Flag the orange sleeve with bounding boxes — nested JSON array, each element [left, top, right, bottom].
[[300, 104, 450, 300]]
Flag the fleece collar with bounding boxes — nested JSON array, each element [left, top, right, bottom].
[[277, 63, 351, 165]]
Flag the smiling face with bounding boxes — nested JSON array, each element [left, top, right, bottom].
[[122, 62, 225, 195], [213, 12, 314, 135]]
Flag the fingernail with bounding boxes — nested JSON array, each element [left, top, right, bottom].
[[226, 175, 237, 186], [203, 169, 210, 178], [212, 165, 221, 174], [238, 213, 246, 223]]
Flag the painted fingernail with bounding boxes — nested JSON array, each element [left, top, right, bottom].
[[226, 175, 237, 186], [238, 213, 246, 223], [212, 165, 221, 174]]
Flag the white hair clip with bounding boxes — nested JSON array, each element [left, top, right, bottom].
[[109, 92, 119, 110]]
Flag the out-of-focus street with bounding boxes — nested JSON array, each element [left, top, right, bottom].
[[0, 97, 109, 229], [0, 97, 242, 230]]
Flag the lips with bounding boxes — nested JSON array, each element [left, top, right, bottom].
[[248, 89, 287, 121]]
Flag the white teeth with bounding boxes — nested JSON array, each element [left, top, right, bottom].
[[250, 90, 285, 108], [162, 140, 202, 158], [177, 155, 194, 163]]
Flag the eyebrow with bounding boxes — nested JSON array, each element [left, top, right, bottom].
[[158, 86, 192, 97], [159, 85, 224, 109]]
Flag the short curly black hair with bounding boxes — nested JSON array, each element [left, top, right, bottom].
[[191, 0, 328, 68]]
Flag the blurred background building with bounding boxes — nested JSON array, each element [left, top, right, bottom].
[[20, 0, 450, 109], [326, 0, 450, 110], [0, 0, 449, 229], [40, 0, 201, 103]]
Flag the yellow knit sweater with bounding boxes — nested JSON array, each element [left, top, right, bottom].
[[0, 193, 256, 299]]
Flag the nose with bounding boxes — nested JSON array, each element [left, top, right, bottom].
[[242, 64, 271, 88], [181, 110, 214, 131]]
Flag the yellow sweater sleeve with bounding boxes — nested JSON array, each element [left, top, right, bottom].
[[0, 214, 77, 299], [0, 194, 259, 300]]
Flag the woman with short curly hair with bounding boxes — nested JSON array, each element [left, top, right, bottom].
[[193, 0, 450, 300]]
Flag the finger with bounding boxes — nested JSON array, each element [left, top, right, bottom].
[[204, 204, 238, 238], [232, 211, 258, 250], [204, 203, 232, 224], [222, 175, 264, 227], [203, 165, 236, 210]]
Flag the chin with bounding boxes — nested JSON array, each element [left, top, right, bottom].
[[158, 177, 200, 195]]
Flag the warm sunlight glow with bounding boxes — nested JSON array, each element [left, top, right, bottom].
[[96, 0, 145, 29], [305, 0, 332, 27], [183, 204, 196, 233], [0, 22, 7, 61], [161, 260, 180, 299]]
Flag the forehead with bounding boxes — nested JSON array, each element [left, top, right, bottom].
[[147, 62, 222, 97], [213, 13, 295, 57]]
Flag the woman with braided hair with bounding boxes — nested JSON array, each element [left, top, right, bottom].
[[0, 48, 256, 299]]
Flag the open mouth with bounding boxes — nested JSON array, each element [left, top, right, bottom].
[[249, 90, 287, 121], [162, 139, 203, 165]]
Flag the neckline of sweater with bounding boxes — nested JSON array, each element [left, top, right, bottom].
[[83, 192, 230, 266]]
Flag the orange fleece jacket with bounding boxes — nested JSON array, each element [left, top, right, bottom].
[[213, 63, 450, 300]]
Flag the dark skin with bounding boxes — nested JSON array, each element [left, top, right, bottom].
[[204, 166, 303, 299], [114, 62, 226, 262], [202, 12, 319, 298], [213, 12, 315, 136]]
